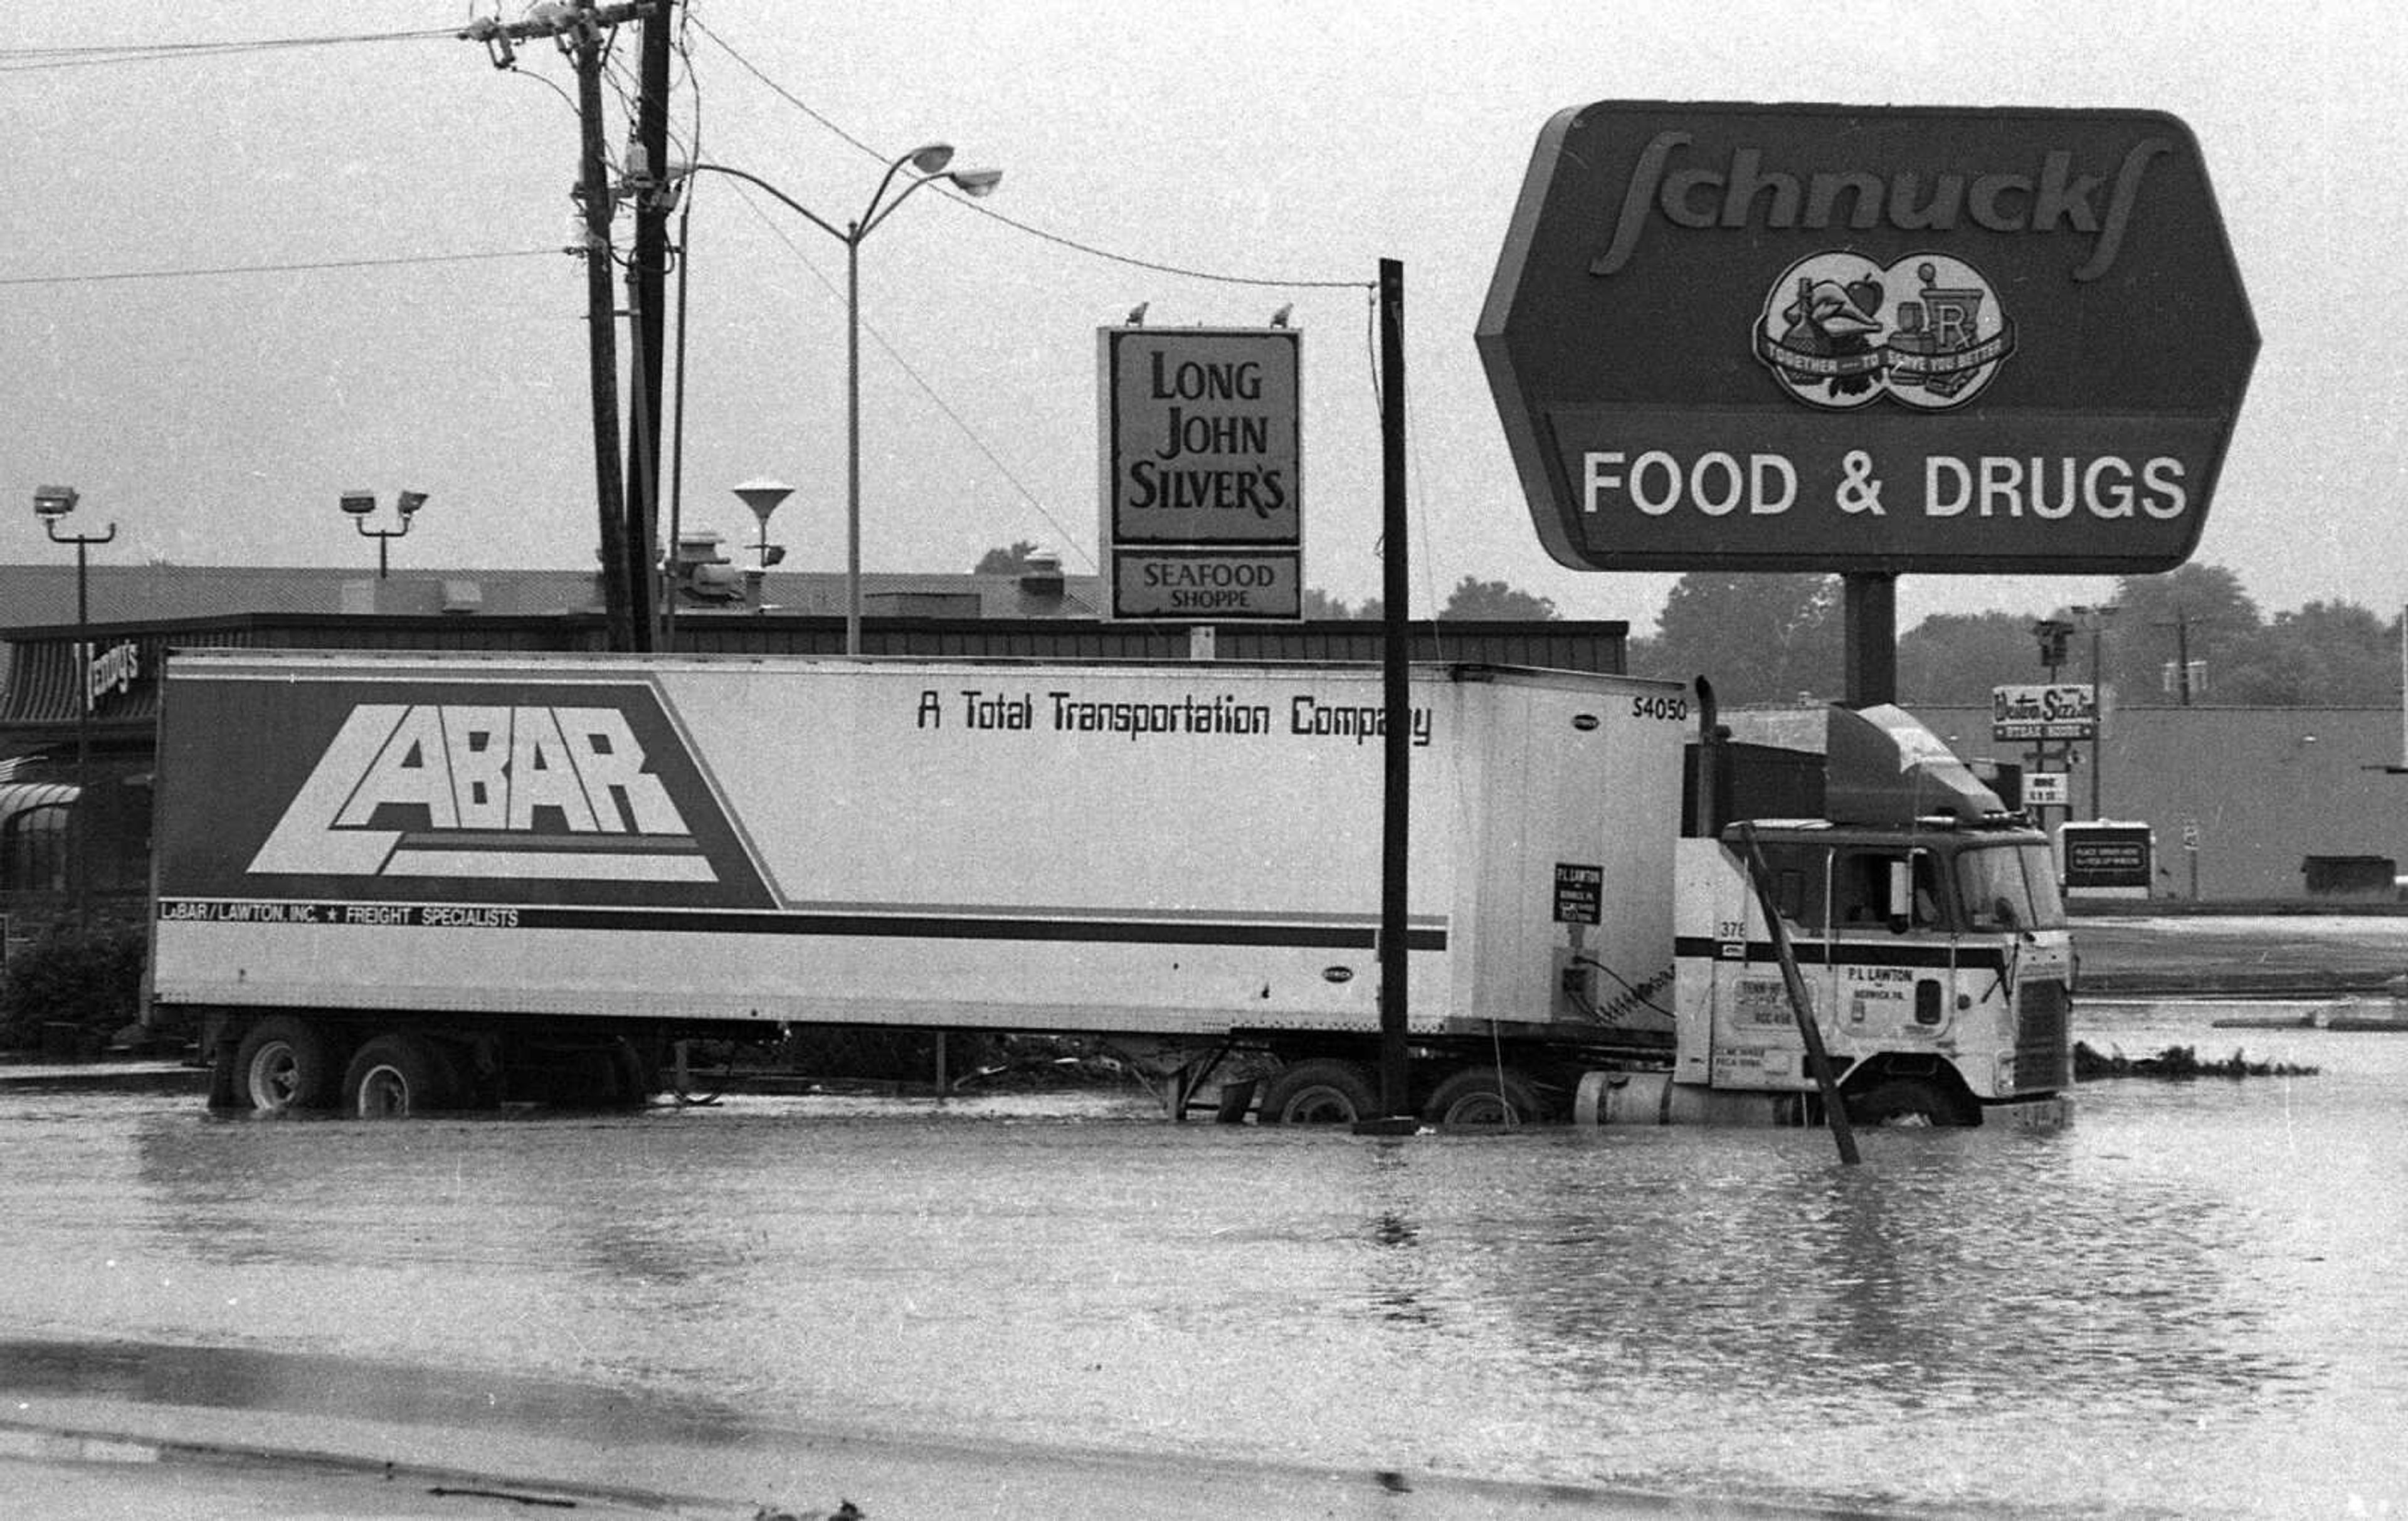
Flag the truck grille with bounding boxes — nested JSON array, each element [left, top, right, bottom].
[[2015, 977, 2071, 1091]]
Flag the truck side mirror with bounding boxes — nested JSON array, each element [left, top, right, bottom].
[[1886, 859, 1913, 934]]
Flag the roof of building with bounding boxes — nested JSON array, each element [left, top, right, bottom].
[[0, 561, 1107, 630]]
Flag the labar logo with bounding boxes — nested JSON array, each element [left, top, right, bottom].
[[251, 702, 716, 882]]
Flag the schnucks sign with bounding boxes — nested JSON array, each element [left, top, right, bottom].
[[1476, 102, 2258, 574]]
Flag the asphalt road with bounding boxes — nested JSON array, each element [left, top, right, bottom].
[[2071, 909, 2408, 996]]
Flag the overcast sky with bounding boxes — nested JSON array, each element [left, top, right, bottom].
[[3, 2, 2399, 634]]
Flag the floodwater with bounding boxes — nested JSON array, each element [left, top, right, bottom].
[[2, 998, 2404, 1518]]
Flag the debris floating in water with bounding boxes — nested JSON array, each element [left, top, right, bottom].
[[2074, 1041, 2320, 1080]]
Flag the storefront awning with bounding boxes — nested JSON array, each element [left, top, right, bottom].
[[0, 781, 78, 825]]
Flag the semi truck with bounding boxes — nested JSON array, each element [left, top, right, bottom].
[[142, 649, 2071, 1127]]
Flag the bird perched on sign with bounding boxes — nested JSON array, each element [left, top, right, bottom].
[[1777, 275, 1884, 398], [1270, 303, 1292, 327], [1125, 302, 1148, 325]]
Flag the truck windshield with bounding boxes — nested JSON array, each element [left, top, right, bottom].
[[1956, 843, 2068, 932]]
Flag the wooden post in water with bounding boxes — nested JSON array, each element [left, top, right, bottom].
[[1736, 822, 1861, 1165]]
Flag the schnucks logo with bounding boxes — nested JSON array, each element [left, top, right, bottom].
[[1755, 251, 2014, 410], [186, 679, 775, 908], [1588, 133, 2173, 283]]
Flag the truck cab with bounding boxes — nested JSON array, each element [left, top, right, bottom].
[[1671, 705, 2074, 1127]]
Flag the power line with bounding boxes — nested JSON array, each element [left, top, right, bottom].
[[953, 200, 1368, 292], [687, 14, 879, 160], [0, 29, 453, 71], [688, 14, 1367, 293], [0, 248, 560, 288]]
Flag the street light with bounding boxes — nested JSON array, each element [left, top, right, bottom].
[[33, 485, 115, 932], [666, 144, 1004, 654], [2027, 618, 2075, 816], [339, 489, 427, 579], [732, 478, 793, 613], [2071, 603, 2121, 818]]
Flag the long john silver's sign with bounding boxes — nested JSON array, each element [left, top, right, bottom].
[[1592, 135, 2171, 281]]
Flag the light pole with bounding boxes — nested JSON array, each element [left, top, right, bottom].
[[665, 146, 1003, 654], [339, 489, 427, 579], [33, 486, 114, 932], [2072, 603, 2120, 818], [732, 478, 793, 614], [2032, 618, 2073, 817]]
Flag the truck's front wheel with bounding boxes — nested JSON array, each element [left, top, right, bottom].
[[1847, 1076, 1966, 1128], [342, 1034, 462, 1119], [1425, 1066, 1551, 1127], [1255, 1058, 1378, 1125], [234, 1017, 339, 1114]]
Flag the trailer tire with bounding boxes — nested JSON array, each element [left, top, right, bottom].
[[234, 1017, 340, 1114], [1425, 1066, 1551, 1127], [342, 1033, 463, 1119], [591, 1038, 656, 1109], [1847, 1076, 1965, 1129], [1255, 1059, 1379, 1125]]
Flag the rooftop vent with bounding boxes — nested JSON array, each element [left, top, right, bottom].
[[1020, 549, 1065, 598]]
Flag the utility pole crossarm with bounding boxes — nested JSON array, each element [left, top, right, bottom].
[[458, 3, 652, 43]]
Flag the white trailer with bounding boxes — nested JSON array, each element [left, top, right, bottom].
[[148, 651, 1690, 1118], [144, 650, 2072, 1127]]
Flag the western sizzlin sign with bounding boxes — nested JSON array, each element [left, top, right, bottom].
[[1992, 683, 2097, 741], [1099, 326, 1302, 619], [1477, 102, 2258, 574]]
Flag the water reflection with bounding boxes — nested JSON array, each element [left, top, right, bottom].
[[3, 1018, 2405, 1517]]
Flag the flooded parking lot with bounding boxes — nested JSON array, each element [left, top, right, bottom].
[[3, 997, 2404, 1518]]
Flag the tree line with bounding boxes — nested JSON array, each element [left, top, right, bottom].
[[973, 542, 2399, 708], [1620, 562, 2402, 708]]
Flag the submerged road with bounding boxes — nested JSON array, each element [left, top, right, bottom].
[[6, 912, 2408, 1517]]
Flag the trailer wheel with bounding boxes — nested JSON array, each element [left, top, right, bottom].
[[1847, 1076, 1965, 1129], [1425, 1066, 1551, 1127], [1255, 1059, 1379, 1125], [342, 1033, 462, 1119], [234, 1017, 339, 1114], [608, 1038, 660, 1108]]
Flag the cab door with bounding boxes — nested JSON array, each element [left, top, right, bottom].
[[1829, 846, 1956, 1051]]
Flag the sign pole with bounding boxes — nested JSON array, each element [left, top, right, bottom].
[[1841, 572, 1896, 708], [1371, 257, 1414, 1130]]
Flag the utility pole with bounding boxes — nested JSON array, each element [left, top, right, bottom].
[[460, 2, 652, 653], [623, 0, 677, 652], [2153, 608, 2200, 706], [573, 1, 633, 651], [1368, 256, 1413, 1133]]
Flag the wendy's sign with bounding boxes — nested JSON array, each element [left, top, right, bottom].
[[1476, 102, 2258, 574]]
